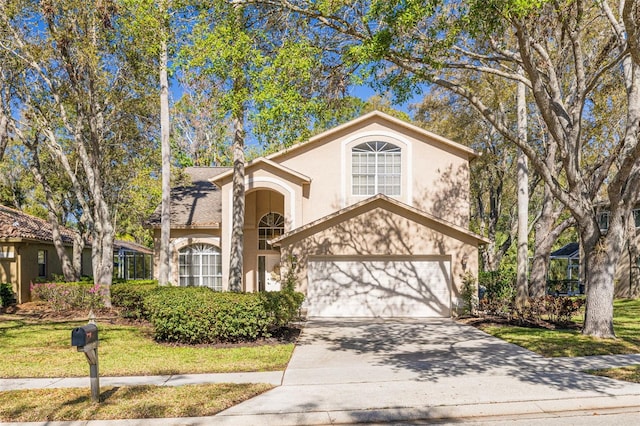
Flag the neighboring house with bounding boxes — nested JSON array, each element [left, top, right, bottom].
[[557, 209, 640, 298], [0, 205, 153, 303], [148, 111, 489, 317]]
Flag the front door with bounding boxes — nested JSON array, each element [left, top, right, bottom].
[[258, 255, 281, 292]]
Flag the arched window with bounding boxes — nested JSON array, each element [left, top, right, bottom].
[[352, 141, 401, 196], [258, 212, 284, 250], [178, 244, 222, 290]]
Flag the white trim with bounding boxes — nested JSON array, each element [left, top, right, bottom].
[[341, 131, 413, 208], [227, 177, 297, 231]]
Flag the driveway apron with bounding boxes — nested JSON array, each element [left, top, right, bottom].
[[218, 318, 640, 423]]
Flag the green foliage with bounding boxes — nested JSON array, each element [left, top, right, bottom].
[[479, 268, 516, 302], [260, 262, 305, 327], [0, 283, 16, 308], [30, 282, 108, 311], [143, 287, 304, 344], [111, 281, 159, 319], [459, 273, 477, 315]]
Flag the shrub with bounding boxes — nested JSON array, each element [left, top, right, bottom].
[[544, 296, 585, 324], [0, 283, 16, 308], [143, 287, 304, 344], [260, 289, 305, 327], [478, 268, 517, 316], [459, 273, 477, 316], [30, 282, 107, 311], [111, 281, 158, 319]]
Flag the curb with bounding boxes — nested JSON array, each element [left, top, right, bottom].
[[4, 394, 640, 426]]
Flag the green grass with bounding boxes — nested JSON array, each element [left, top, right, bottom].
[[587, 365, 640, 383], [0, 383, 273, 422], [0, 316, 294, 378], [479, 299, 640, 357]]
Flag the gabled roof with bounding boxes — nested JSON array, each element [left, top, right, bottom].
[[272, 194, 490, 247], [147, 167, 231, 229], [0, 204, 76, 244], [266, 110, 479, 162], [210, 158, 311, 186]]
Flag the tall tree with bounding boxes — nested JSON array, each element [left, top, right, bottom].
[[413, 81, 519, 273], [277, 0, 640, 338], [186, 0, 356, 290], [0, 0, 156, 304], [515, 75, 528, 307], [158, 2, 172, 286]]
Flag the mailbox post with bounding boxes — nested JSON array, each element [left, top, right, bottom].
[[71, 323, 100, 402]]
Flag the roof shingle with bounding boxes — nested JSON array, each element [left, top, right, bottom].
[[147, 167, 230, 228]]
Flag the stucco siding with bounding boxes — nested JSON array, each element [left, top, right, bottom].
[[281, 206, 479, 305], [276, 119, 472, 228]]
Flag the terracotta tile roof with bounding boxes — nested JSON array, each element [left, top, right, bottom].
[[0, 204, 76, 243], [147, 167, 231, 228]]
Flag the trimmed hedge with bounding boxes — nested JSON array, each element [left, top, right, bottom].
[[143, 287, 304, 344], [111, 281, 158, 319], [30, 278, 304, 344]]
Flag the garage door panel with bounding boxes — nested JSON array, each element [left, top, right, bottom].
[[307, 259, 451, 318]]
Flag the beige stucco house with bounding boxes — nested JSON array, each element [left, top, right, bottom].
[[149, 111, 488, 317]]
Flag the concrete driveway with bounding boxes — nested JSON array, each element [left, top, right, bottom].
[[217, 318, 640, 425]]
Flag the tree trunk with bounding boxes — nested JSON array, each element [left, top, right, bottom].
[[158, 37, 171, 286], [581, 220, 621, 338], [47, 210, 78, 281], [26, 141, 79, 281], [529, 184, 573, 297], [0, 63, 10, 162], [91, 204, 114, 307], [73, 233, 85, 279], [515, 77, 528, 306], [228, 101, 246, 292]]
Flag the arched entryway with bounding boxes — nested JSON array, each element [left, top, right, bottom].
[[244, 189, 285, 292]]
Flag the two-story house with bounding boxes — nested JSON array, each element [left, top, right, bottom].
[[148, 111, 488, 317]]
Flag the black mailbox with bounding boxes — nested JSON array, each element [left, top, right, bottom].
[[71, 324, 98, 347]]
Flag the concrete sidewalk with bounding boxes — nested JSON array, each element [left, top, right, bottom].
[[3, 319, 640, 426]]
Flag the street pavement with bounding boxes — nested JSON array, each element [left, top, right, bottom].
[[3, 318, 640, 425]]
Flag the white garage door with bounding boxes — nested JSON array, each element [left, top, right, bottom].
[[306, 258, 451, 318]]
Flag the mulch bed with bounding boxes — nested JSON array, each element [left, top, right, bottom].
[[457, 314, 582, 330]]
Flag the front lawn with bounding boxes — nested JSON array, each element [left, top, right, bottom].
[[0, 315, 295, 378], [588, 365, 640, 383], [0, 383, 272, 422], [476, 299, 640, 357]]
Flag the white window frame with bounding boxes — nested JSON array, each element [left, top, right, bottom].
[[178, 244, 222, 290], [351, 141, 401, 196], [258, 212, 284, 251]]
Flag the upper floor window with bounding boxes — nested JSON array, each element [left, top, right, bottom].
[[258, 213, 284, 250], [352, 141, 401, 196], [178, 244, 222, 290]]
